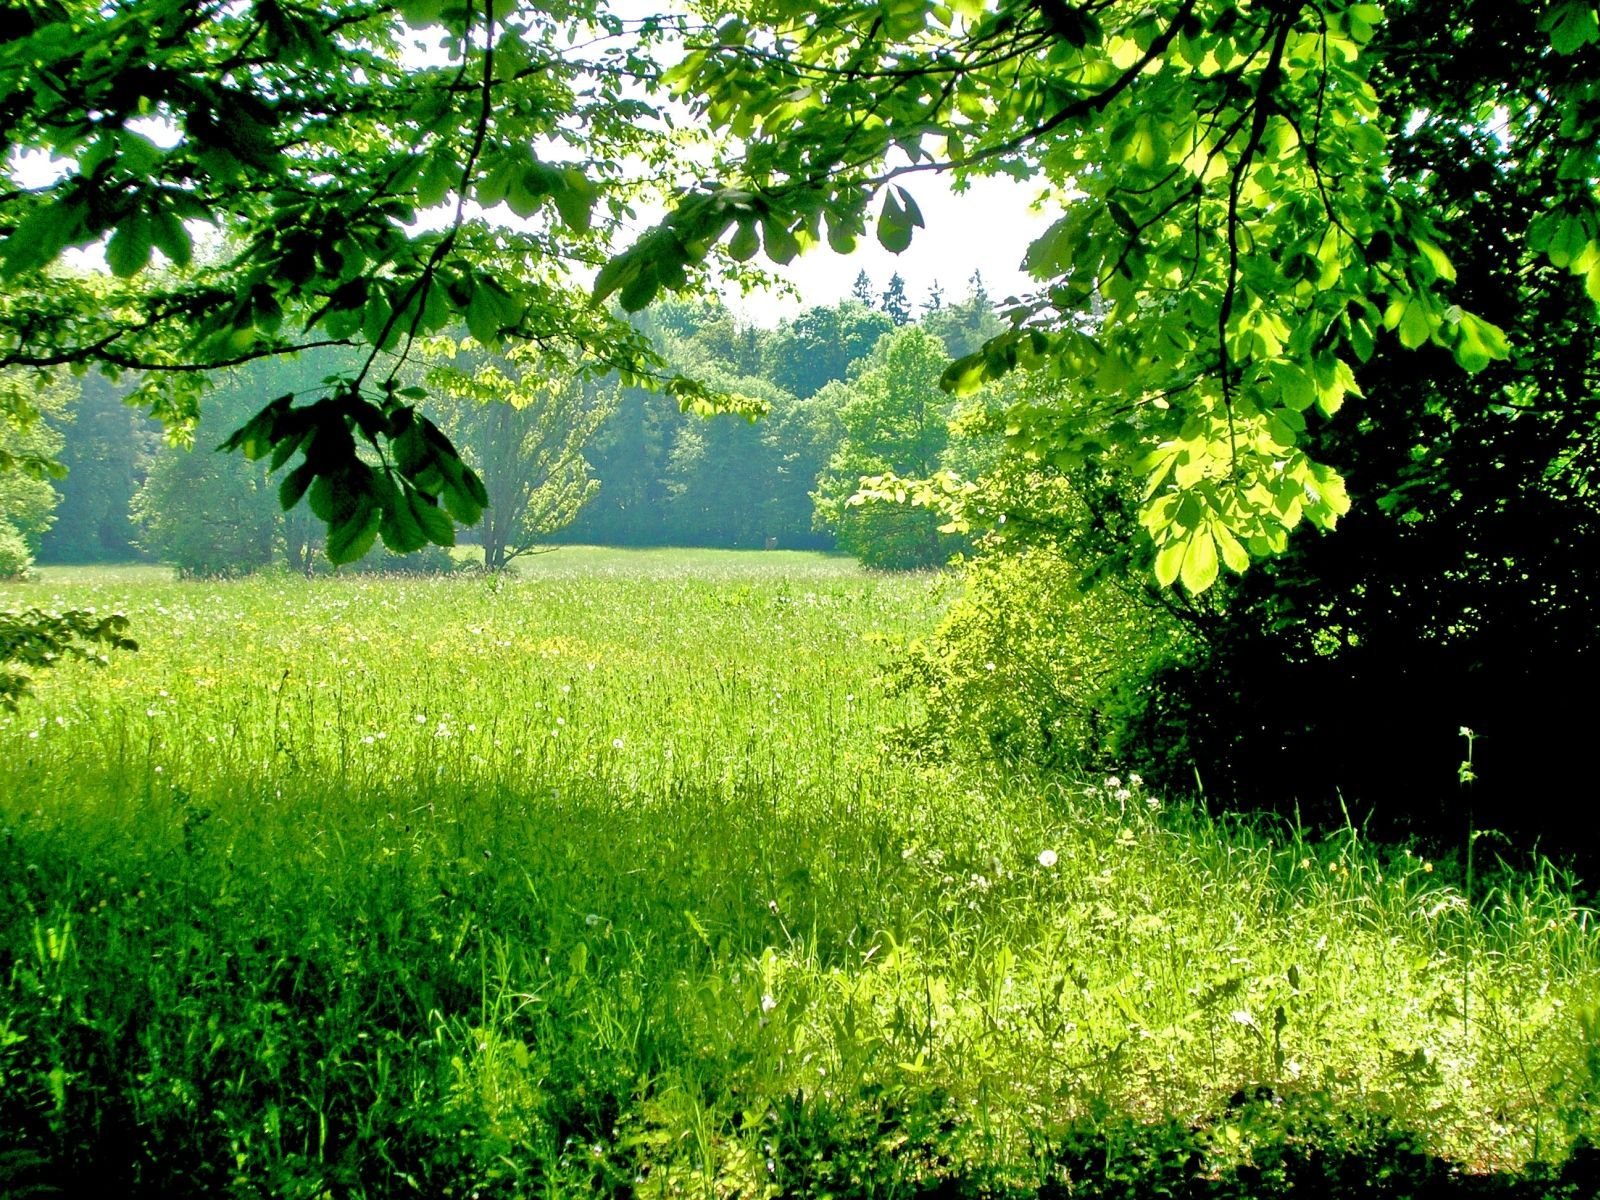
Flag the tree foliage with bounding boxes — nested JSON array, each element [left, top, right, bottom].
[[425, 341, 614, 570], [813, 327, 968, 569], [0, 0, 718, 565], [0, 370, 73, 577], [610, 0, 1600, 591], [3, 0, 1597, 599], [883, 0, 1600, 850]]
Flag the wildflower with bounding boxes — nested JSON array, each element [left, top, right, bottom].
[[584, 913, 604, 927], [761, 994, 777, 1013], [1038, 849, 1058, 868], [612, 737, 625, 750]]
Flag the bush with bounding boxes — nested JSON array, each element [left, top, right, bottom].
[[0, 518, 35, 580], [327, 542, 463, 575], [893, 545, 1189, 768]]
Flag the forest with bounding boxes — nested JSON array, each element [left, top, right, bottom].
[[3, 0, 1600, 1196]]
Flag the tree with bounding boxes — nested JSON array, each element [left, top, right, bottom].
[[38, 371, 159, 564], [131, 383, 283, 578], [603, 0, 1599, 595], [0, 370, 72, 577], [1097, 0, 1600, 848], [5, 0, 1597, 594], [0, 0, 721, 566], [880, 273, 912, 326], [813, 327, 965, 569], [760, 301, 893, 399], [851, 269, 876, 308], [924, 280, 945, 315], [878, 0, 1600, 851], [425, 342, 614, 570]]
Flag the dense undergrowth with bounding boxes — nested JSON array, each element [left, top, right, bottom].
[[2, 553, 1596, 1197]]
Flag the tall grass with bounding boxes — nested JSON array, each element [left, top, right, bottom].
[[2, 551, 1596, 1197]]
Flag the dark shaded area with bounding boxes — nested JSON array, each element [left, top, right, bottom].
[[1109, 0, 1600, 868]]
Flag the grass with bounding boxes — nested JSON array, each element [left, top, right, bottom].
[[2, 548, 1597, 1197]]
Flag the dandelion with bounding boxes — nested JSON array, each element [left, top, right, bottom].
[[612, 737, 625, 750], [1038, 849, 1058, 868], [584, 913, 604, 927]]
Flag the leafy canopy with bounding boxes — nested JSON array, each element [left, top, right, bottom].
[[0, 0, 717, 564], [3, 0, 1598, 585], [606, 0, 1600, 591]]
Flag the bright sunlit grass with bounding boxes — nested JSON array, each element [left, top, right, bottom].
[[2, 551, 1595, 1197]]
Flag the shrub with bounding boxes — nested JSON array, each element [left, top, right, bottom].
[[893, 545, 1190, 769], [0, 518, 33, 580]]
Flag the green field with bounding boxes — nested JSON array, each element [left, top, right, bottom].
[[3, 551, 1597, 1197]]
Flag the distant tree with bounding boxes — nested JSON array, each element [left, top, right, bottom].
[[965, 269, 989, 310], [132, 350, 365, 577], [851, 270, 876, 308], [426, 341, 615, 571], [924, 280, 945, 314], [662, 378, 794, 547], [0, 370, 72, 578], [39, 371, 158, 564], [924, 291, 1007, 359], [764, 382, 847, 551], [560, 384, 680, 547], [131, 381, 280, 578], [762, 302, 892, 399], [813, 327, 962, 569], [880, 273, 912, 326]]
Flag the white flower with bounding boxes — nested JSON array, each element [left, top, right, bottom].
[[761, 993, 777, 1012], [584, 913, 604, 927], [612, 737, 625, 750], [1037, 849, 1058, 868]]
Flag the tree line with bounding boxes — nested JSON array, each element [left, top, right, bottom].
[[1, 274, 1002, 576]]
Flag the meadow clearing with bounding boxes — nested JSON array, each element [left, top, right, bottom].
[[2, 550, 1598, 1198]]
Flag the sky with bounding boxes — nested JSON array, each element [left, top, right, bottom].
[[709, 174, 1058, 327]]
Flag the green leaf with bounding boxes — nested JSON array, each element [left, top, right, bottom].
[[877, 189, 915, 254], [278, 462, 315, 510], [1154, 537, 1185, 588], [552, 168, 595, 233], [327, 501, 381, 564], [413, 492, 457, 545], [379, 488, 427, 553], [727, 219, 759, 262], [1414, 237, 1456, 284], [1546, 1, 1600, 53], [150, 205, 193, 268], [1452, 311, 1510, 374], [106, 213, 154, 278], [762, 215, 800, 265], [1215, 522, 1250, 574], [1180, 528, 1219, 594]]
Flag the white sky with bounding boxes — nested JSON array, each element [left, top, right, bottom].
[[714, 174, 1056, 327]]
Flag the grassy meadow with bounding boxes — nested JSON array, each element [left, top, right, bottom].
[[2, 550, 1598, 1197]]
